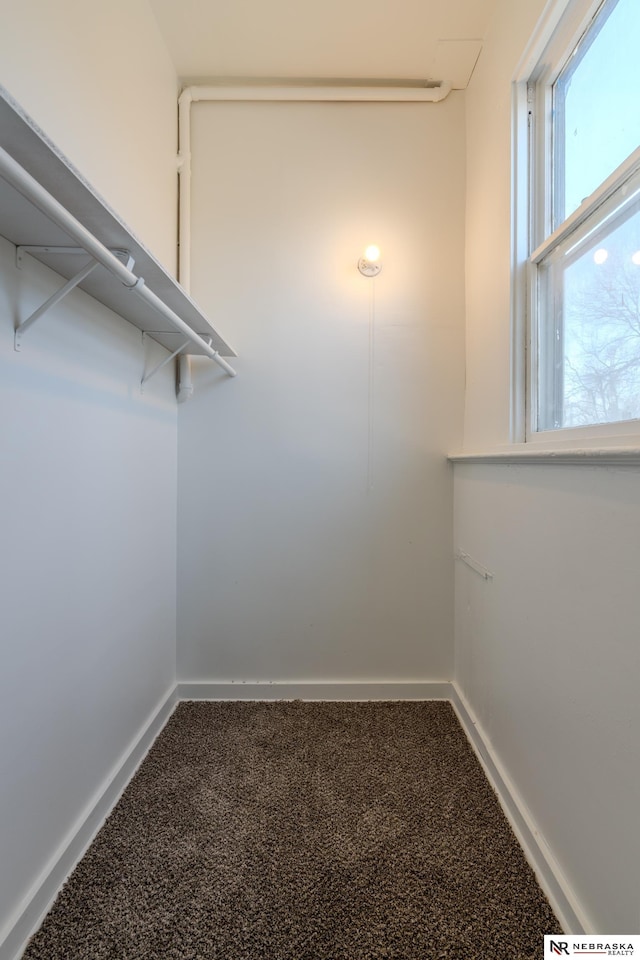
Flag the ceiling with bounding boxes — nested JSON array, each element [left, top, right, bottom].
[[148, 0, 499, 89]]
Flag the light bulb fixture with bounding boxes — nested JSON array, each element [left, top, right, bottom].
[[358, 244, 381, 277]]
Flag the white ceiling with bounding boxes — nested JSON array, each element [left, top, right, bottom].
[[149, 0, 499, 89]]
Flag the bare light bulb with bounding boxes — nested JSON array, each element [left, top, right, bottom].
[[358, 244, 382, 277], [631, 250, 640, 266], [593, 248, 608, 265]]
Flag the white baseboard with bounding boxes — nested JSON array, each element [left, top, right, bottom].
[[176, 680, 454, 701], [1, 685, 178, 960], [450, 682, 591, 936]]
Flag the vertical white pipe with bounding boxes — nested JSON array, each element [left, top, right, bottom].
[[177, 87, 193, 293], [177, 88, 194, 400], [177, 354, 194, 403]]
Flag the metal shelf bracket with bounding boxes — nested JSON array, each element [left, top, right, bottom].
[[140, 332, 191, 392], [14, 246, 134, 352]]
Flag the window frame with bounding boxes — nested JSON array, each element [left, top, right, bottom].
[[513, 0, 640, 446]]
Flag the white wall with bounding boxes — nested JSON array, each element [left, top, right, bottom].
[[454, 463, 640, 933], [456, 0, 640, 933], [177, 98, 466, 682], [0, 2, 179, 951], [0, 0, 178, 274], [0, 240, 178, 949]]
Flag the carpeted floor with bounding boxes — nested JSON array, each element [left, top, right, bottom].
[[23, 701, 560, 959]]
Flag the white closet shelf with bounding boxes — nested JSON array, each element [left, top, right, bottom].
[[0, 85, 236, 365]]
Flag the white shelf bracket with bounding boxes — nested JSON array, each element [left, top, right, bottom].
[[14, 258, 98, 351], [14, 246, 135, 352], [140, 334, 191, 391]]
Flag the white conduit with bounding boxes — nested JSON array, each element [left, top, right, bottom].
[[175, 80, 452, 399], [186, 82, 453, 104], [177, 82, 452, 280], [0, 145, 236, 378], [177, 87, 195, 402], [178, 86, 195, 296]]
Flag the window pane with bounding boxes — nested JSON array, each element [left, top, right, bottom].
[[538, 197, 640, 431], [553, 0, 640, 226]]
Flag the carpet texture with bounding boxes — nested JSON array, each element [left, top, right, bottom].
[[23, 701, 560, 959]]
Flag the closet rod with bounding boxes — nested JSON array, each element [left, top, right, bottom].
[[0, 145, 236, 377]]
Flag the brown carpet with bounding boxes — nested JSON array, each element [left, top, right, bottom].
[[23, 701, 559, 959]]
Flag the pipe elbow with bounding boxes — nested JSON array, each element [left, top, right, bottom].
[[178, 87, 194, 108], [431, 80, 453, 102]]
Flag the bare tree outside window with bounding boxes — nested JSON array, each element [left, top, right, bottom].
[[562, 210, 640, 427]]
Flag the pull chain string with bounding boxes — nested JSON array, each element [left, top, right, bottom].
[[367, 277, 376, 495]]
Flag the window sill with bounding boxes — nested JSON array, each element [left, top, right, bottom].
[[448, 447, 640, 466]]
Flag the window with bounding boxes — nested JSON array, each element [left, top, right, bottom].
[[526, 0, 640, 438]]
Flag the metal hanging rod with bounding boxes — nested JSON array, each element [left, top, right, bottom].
[[0, 144, 236, 377]]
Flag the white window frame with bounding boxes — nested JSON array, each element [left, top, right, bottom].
[[512, 0, 640, 447]]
